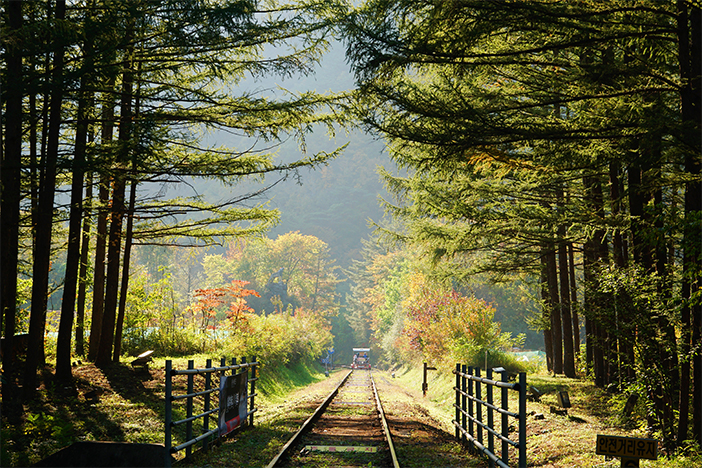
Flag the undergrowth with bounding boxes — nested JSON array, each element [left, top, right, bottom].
[[387, 363, 702, 467], [0, 356, 327, 467]]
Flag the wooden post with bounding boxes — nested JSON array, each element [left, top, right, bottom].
[[422, 362, 436, 396]]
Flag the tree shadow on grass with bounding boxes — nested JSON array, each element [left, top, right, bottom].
[[2, 364, 127, 466], [178, 397, 326, 468], [180, 425, 306, 468]]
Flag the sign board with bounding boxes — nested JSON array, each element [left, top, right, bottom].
[[219, 371, 248, 436], [596, 434, 657, 460]]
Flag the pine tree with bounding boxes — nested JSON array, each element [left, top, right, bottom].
[[344, 0, 701, 446]]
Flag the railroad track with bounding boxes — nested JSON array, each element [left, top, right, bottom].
[[266, 369, 400, 468]]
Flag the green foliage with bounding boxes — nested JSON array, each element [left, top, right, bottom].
[[346, 234, 530, 372], [376, 262, 409, 337], [122, 326, 203, 357], [222, 232, 343, 316], [23, 412, 73, 446], [587, 264, 676, 381], [222, 310, 333, 368], [401, 276, 525, 371]]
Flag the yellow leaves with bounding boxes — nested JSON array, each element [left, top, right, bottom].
[[402, 278, 501, 364], [466, 148, 541, 175]]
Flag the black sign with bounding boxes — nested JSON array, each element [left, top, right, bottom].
[[219, 371, 248, 436], [596, 434, 657, 460]]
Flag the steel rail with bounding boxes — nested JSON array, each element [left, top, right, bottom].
[[265, 369, 353, 468], [266, 369, 401, 468], [370, 370, 400, 468]]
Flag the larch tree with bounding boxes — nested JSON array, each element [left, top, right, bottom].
[[2, 0, 350, 385], [343, 0, 701, 448]]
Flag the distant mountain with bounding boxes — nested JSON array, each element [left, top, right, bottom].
[[187, 43, 394, 270]]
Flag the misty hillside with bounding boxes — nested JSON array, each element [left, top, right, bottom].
[[185, 44, 394, 269]]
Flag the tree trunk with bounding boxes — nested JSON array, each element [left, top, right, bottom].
[[113, 178, 137, 361], [558, 239, 575, 378], [546, 241, 563, 375], [1, 0, 24, 399], [88, 174, 109, 360], [583, 175, 606, 387], [689, 4, 701, 450], [557, 189, 576, 378], [677, 0, 702, 444], [609, 162, 627, 268], [96, 23, 135, 366], [113, 71, 142, 362], [628, 163, 653, 270], [540, 251, 554, 373], [677, 0, 702, 447], [75, 170, 93, 356], [567, 243, 580, 355], [88, 79, 116, 362], [56, 23, 94, 381]]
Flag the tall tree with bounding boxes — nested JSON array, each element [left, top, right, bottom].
[[25, 0, 68, 391], [95, 8, 135, 367], [344, 0, 701, 446], [677, 0, 702, 447], [1, 0, 24, 401], [56, 3, 97, 380]]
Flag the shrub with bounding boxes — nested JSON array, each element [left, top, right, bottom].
[[402, 281, 526, 372]]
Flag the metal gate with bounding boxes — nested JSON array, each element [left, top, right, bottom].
[[164, 357, 258, 467], [453, 364, 526, 468]]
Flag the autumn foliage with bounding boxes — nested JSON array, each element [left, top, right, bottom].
[[190, 280, 260, 332], [349, 245, 524, 371], [402, 278, 522, 368]]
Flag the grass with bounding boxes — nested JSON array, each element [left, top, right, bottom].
[[387, 362, 702, 467], [3, 356, 701, 467], [0, 354, 328, 467]]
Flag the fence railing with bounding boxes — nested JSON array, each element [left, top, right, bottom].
[[453, 365, 526, 468], [165, 357, 258, 467]]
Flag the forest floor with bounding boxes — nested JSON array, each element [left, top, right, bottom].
[[1, 359, 700, 467]]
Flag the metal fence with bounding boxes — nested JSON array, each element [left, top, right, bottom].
[[165, 357, 258, 467], [453, 365, 527, 468]]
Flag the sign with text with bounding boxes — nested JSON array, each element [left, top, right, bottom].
[[219, 371, 248, 436], [596, 434, 657, 460]]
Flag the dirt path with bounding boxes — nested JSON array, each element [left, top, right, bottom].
[[374, 372, 484, 468]]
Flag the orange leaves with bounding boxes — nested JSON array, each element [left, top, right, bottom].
[[190, 280, 260, 329]]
